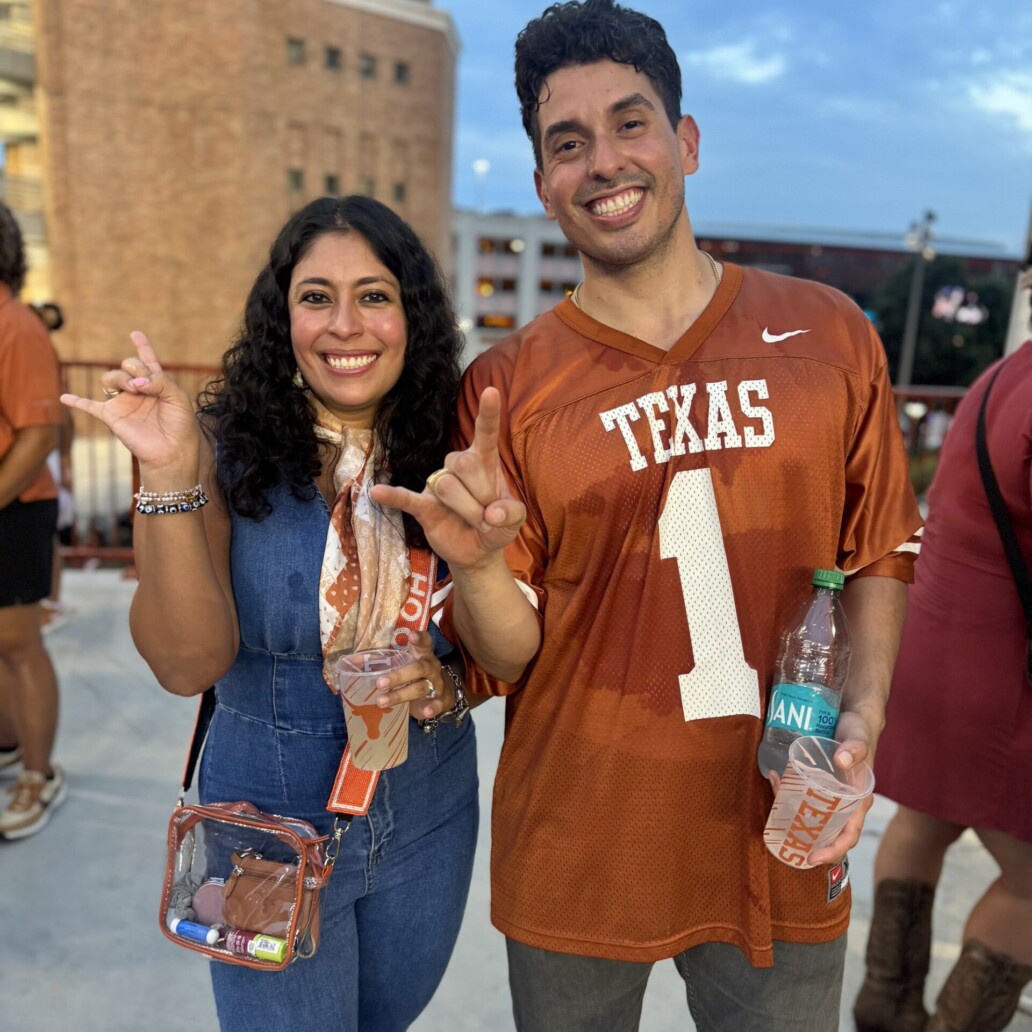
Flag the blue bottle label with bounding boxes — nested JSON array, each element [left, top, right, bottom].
[[764, 683, 838, 736]]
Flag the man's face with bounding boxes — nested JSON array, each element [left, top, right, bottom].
[[533, 60, 698, 270]]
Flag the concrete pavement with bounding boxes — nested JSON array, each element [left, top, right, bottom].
[[1, 568, 1029, 1031]]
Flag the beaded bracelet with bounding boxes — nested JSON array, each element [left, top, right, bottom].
[[134, 483, 210, 515]]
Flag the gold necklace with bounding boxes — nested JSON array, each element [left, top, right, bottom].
[[569, 251, 721, 310]]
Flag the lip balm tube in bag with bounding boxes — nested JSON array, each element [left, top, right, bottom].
[[168, 917, 220, 946]]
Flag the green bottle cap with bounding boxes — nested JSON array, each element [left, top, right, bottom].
[[811, 568, 845, 590]]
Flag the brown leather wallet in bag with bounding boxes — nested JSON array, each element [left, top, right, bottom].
[[222, 851, 320, 944]]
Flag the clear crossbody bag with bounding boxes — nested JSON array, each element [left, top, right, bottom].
[[159, 690, 348, 971]]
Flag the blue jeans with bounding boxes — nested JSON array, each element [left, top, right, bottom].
[[206, 716, 478, 1032], [507, 934, 847, 1032]]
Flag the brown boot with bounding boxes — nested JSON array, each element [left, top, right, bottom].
[[926, 940, 1032, 1031], [853, 879, 934, 1032]]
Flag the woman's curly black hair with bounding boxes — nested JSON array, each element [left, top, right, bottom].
[[199, 195, 463, 548], [515, 0, 682, 170], [0, 202, 27, 294]]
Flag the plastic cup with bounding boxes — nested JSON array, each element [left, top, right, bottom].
[[763, 735, 874, 869], [333, 648, 413, 771]]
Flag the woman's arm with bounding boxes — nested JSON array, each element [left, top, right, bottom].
[[129, 428, 239, 695], [63, 332, 239, 696]]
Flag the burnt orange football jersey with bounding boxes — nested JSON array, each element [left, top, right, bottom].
[[448, 262, 921, 965]]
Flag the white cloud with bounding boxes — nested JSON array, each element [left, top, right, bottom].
[[819, 95, 899, 124], [968, 70, 1032, 133], [682, 39, 787, 86]]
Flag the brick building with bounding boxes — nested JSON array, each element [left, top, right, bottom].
[[10, 0, 457, 365]]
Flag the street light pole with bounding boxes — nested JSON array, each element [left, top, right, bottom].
[[896, 209, 936, 387]]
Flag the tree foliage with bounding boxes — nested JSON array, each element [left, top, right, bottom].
[[874, 255, 1014, 386]]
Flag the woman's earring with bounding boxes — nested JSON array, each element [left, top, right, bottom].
[[292, 368, 308, 390]]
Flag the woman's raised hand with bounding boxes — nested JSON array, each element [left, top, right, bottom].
[[60, 332, 202, 476]]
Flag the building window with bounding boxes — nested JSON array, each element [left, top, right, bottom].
[[286, 38, 305, 65], [393, 182, 406, 203], [359, 53, 377, 78], [358, 175, 374, 196], [477, 314, 516, 329], [394, 61, 410, 85], [325, 46, 342, 70], [325, 174, 340, 195], [287, 168, 304, 191]]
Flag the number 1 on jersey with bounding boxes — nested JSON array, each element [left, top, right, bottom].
[[658, 468, 761, 723]]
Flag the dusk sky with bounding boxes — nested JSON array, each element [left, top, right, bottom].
[[446, 0, 1032, 258]]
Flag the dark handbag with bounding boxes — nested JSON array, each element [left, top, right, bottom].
[[975, 361, 1032, 684]]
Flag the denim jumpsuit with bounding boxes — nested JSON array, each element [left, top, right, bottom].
[[200, 482, 479, 1031]]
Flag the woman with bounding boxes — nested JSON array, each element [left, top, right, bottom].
[[63, 196, 479, 1031], [854, 288, 1032, 1032]]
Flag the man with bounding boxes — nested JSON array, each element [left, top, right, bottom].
[[374, 2, 921, 1028], [0, 201, 66, 840]]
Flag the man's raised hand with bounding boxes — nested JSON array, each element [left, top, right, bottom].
[[370, 387, 525, 571]]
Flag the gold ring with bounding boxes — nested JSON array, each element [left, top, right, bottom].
[[423, 678, 437, 700], [102, 387, 122, 397], [425, 468, 451, 497]]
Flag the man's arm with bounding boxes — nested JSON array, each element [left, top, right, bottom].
[[0, 424, 59, 510], [449, 551, 540, 684], [836, 574, 908, 765], [370, 387, 540, 683], [808, 573, 907, 865]]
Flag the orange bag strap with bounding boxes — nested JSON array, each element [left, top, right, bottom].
[[324, 548, 437, 816]]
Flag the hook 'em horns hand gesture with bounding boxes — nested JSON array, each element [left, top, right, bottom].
[[369, 387, 525, 573]]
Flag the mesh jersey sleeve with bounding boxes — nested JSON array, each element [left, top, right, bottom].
[[438, 344, 546, 697], [838, 322, 922, 582]]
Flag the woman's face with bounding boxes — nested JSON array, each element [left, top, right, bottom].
[[288, 231, 407, 429]]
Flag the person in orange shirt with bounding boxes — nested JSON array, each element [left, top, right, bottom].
[[0, 202, 66, 839], [374, 2, 921, 1029]]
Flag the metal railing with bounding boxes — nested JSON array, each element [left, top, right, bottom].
[[57, 362, 969, 566]]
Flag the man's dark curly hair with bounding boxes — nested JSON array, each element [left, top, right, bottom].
[[515, 0, 682, 170], [199, 195, 463, 548], [0, 202, 27, 293]]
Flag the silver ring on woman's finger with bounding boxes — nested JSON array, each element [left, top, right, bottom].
[[425, 467, 451, 498], [423, 678, 437, 700], [102, 388, 122, 397]]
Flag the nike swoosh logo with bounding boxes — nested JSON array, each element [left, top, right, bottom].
[[762, 327, 811, 343]]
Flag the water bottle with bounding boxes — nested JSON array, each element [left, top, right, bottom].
[[757, 568, 851, 779]]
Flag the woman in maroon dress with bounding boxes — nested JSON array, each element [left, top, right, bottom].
[[855, 276, 1032, 1032]]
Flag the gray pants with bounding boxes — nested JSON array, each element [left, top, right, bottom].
[[507, 934, 847, 1032]]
